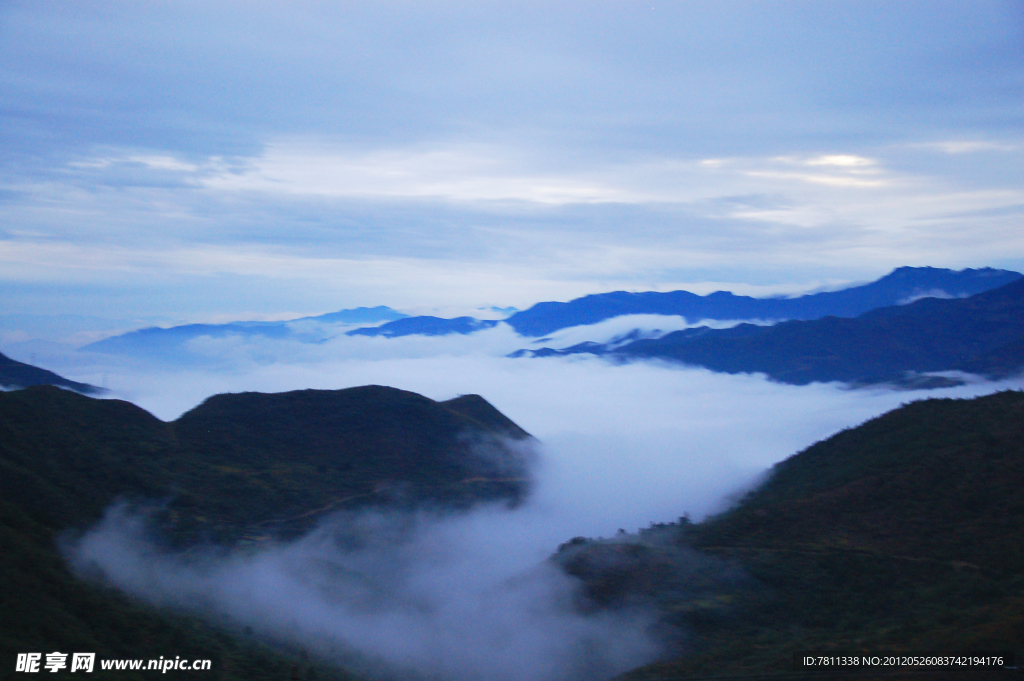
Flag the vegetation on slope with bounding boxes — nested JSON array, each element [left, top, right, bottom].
[[554, 391, 1024, 679], [0, 385, 532, 680]]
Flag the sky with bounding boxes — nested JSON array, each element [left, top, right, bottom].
[[2, 0, 1023, 334]]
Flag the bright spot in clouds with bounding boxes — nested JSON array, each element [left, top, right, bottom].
[[804, 155, 876, 167]]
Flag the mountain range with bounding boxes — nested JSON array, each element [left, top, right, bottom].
[[333, 266, 1023, 340], [345, 266, 1022, 340], [82, 306, 406, 357], [75, 267, 1021, 356], [522, 274, 1024, 387], [5, 266, 1022, 394], [507, 266, 1021, 337]]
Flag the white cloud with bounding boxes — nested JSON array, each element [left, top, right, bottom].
[[202, 142, 634, 205], [194, 143, 897, 205], [910, 141, 1018, 154], [740, 153, 887, 188], [803, 154, 876, 167], [742, 170, 887, 188], [526, 314, 777, 351], [70, 501, 660, 681]]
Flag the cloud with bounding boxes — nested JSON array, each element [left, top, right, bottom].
[[201, 142, 637, 205], [5, 139, 1023, 309], [2, 1, 1024, 328], [742, 171, 887, 189], [908, 141, 1019, 155], [6, 1, 1019, 160], [896, 288, 960, 305], [803, 155, 876, 168], [522, 314, 779, 352], [69, 500, 659, 681]]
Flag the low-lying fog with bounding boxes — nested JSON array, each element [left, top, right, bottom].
[[44, 326, 1024, 680]]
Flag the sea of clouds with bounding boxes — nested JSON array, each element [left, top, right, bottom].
[[42, 325, 1024, 680]]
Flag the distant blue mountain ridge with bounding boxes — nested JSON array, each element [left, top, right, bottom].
[[83, 306, 406, 356], [347, 316, 499, 338], [505, 266, 1022, 337], [515, 274, 1024, 388], [345, 266, 1021, 340], [80, 268, 1020, 357]]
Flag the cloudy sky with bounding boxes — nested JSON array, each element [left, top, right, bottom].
[[2, 0, 1022, 329]]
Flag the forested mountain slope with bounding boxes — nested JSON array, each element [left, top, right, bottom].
[[0, 385, 532, 680], [556, 391, 1024, 679]]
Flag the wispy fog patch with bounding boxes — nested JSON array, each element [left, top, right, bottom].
[[69, 501, 659, 681], [531, 315, 778, 351], [896, 289, 961, 305], [174, 322, 528, 365]]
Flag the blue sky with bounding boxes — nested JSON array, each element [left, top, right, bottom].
[[2, 0, 1022, 332]]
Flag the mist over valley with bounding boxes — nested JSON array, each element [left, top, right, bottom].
[[4, 314, 1024, 678]]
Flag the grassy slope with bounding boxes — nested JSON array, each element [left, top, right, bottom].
[[0, 385, 532, 680], [556, 391, 1024, 679]]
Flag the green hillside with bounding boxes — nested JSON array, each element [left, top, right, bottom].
[[555, 391, 1024, 679], [0, 385, 532, 680]]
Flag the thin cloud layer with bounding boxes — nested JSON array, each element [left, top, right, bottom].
[[1, 1, 1022, 321]]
